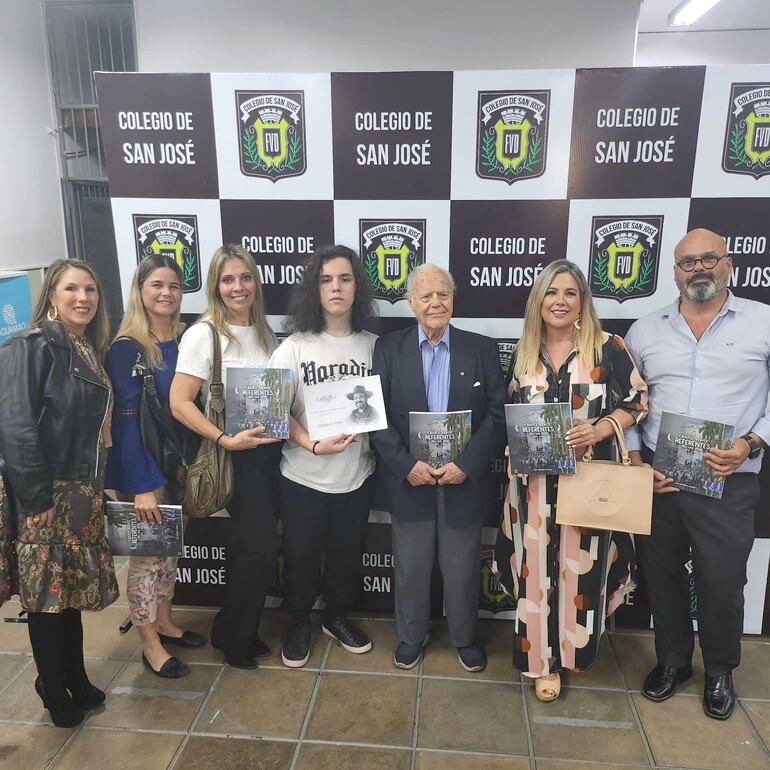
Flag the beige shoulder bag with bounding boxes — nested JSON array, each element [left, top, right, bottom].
[[555, 414, 653, 535], [182, 323, 235, 518]]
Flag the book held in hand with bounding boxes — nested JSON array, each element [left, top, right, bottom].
[[409, 410, 472, 467], [653, 411, 735, 499], [106, 501, 184, 557], [225, 367, 292, 439], [505, 402, 576, 475], [304, 374, 388, 440]]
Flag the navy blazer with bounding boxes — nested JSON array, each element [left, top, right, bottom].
[[371, 324, 506, 525]]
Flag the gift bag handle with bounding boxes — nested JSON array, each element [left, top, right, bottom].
[[583, 414, 631, 466]]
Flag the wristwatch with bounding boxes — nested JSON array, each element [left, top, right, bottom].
[[740, 433, 763, 460]]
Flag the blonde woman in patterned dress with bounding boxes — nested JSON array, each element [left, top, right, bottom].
[[494, 260, 648, 701], [0, 259, 118, 727]]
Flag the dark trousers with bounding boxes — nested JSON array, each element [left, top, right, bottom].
[[280, 475, 372, 620], [391, 508, 481, 649], [28, 608, 91, 699], [211, 445, 280, 659], [637, 460, 758, 675]]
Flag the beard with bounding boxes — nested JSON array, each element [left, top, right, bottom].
[[678, 271, 729, 303]]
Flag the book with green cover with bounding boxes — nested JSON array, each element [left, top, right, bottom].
[[409, 410, 472, 467], [505, 402, 576, 475], [653, 411, 735, 499]]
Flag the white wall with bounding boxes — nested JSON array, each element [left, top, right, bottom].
[[0, 0, 66, 269], [135, 0, 642, 73], [637, 30, 770, 66]]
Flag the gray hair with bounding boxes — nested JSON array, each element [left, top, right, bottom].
[[406, 263, 456, 299]]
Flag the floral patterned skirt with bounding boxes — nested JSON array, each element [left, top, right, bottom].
[[14, 471, 119, 613]]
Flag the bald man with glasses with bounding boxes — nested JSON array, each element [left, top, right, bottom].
[[625, 228, 770, 719]]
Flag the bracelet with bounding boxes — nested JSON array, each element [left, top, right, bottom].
[[312, 440, 320, 455], [215, 431, 226, 447]]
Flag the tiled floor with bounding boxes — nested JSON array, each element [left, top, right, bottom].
[[1, 562, 769, 769]]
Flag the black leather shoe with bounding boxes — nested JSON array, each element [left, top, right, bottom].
[[69, 682, 106, 710], [158, 630, 207, 648], [704, 672, 735, 720], [142, 652, 190, 678], [250, 637, 273, 659], [211, 639, 259, 669], [642, 663, 693, 701]]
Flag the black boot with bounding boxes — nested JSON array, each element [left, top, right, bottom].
[[60, 608, 105, 709], [27, 612, 84, 728]]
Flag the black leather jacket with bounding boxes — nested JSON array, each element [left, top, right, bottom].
[[0, 321, 111, 518]]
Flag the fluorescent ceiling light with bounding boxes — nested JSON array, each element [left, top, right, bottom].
[[668, 0, 723, 26]]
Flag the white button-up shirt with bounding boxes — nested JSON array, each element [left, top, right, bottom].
[[624, 292, 770, 474]]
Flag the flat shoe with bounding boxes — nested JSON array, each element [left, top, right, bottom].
[[157, 630, 207, 648], [142, 652, 189, 678], [535, 672, 561, 702]]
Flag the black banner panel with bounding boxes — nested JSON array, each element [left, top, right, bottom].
[[569, 67, 705, 199]]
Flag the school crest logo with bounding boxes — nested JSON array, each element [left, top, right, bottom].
[[236, 90, 306, 181], [481, 547, 515, 615], [476, 90, 550, 184], [359, 219, 426, 304], [497, 339, 517, 378], [132, 215, 201, 293], [723, 83, 770, 179], [588, 216, 662, 303]]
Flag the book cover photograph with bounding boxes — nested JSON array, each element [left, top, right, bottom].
[[505, 402, 576, 475], [225, 367, 292, 439], [653, 411, 736, 499], [409, 410, 472, 467], [304, 374, 388, 440], [105, 501, 184, 557]]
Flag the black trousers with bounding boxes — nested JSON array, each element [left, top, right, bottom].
[[637, 459, 758, 675], [280, 475, 372, 620], [211, 444, 281, 659]]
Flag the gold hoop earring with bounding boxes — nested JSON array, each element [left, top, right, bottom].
[[573, 313, 581, 331], [46, 305, 59, 322]]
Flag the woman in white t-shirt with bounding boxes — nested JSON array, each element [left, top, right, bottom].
[[170, 244, 281, 669], [269, 245, 377, 669]]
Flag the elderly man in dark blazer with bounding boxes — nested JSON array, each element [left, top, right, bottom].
[[371, 264, 506, 672]]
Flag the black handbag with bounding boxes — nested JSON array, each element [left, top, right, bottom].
[[131, 341, 187, 484]]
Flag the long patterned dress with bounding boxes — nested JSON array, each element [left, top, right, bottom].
[[13, 333, 119, 613], [494, 333, 648, 676]]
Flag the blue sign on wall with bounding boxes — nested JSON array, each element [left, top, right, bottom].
[[0, 274, 32, 340]]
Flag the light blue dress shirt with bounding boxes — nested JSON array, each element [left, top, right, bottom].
[[418, 325, 450, 413], [624, 292, 770, 474]]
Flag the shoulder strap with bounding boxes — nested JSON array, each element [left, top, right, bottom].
[[204, 322, 223, 386], [204, 322, 225, 415]]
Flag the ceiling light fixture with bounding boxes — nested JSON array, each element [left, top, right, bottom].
[[667, 0, 723, 27]]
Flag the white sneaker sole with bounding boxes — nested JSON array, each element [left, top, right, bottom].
[[322, 625, 372, 654], [281, 649, 310, 668], [457, 654, 485, 673]]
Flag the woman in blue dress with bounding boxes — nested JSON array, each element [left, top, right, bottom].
[[105, 255, 205, 678]]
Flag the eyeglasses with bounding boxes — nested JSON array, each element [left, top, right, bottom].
[[675, 254, 729, 272]]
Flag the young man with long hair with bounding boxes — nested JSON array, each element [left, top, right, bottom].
[[269, 245, 377, 667]]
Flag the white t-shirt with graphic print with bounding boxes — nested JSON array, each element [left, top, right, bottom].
[[268, 330, 376, 494]]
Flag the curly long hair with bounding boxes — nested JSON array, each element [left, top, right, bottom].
[[284, 245, 377, 334]]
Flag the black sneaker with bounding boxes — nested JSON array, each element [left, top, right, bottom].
[[281, 621, 311, 668], [322, 615, 372, 654]]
